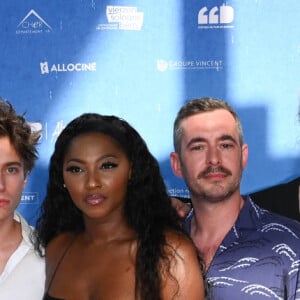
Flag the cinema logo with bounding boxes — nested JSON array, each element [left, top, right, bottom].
[[96, 6, 144, 31], [21, 192, 39, 204], [16, 9, 52, 34], [157, 59, 223, 72], [198, 4, 234, 29], [40, 61, 97, 74]]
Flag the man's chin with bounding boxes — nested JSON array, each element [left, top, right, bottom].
[[200, 187, 236, 203]]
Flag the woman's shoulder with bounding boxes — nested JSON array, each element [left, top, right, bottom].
[[163, 229, 203, 273], [164, 229, 205, 274], [164, 230, 197, 256], [46, 232, 77, 258], [161, 230, 205, 299]]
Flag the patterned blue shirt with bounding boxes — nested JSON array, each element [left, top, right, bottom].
[[184, 196, 300, 300]]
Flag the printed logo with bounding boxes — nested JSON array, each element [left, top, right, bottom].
[[16, 9, 52, 34], [40, 61, 97, 74], [96, 6, 144, 31], [51, 120, 65, 143], [28, 122, 43, 141], [30, 121, 65, 142], [168, 187, 190, 198], [29, 122, 42, 133], [157, 59, 223, 72], [40, 62, 49, 74], [21, 192, 39, 204], [198, 4, 234, 29]]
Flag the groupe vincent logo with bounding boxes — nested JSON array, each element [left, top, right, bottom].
[[156, 59, 223, 72]]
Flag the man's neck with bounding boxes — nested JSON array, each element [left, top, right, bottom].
[[0, 215, 22, 274], [190, 195, 244, 269]]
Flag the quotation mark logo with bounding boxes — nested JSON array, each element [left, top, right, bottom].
[[198, 4, 234, 25]]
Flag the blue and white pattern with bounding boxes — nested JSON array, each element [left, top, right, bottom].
[[185, 196, 300, 300]]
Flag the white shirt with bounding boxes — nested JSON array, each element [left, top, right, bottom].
[[0, 212, 45, 299]]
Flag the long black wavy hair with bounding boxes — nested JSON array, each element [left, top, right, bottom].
[[36, 113, 187, 300]]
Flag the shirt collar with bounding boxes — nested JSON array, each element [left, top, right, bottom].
[[220, 196, 261, 246], [184, 195, 263, 247], [13, 211, 35, 248]]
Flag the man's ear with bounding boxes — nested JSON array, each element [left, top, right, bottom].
[[22, 171, 29, 189], [170, 152, 183, 178], [241, 144, 248, 170]]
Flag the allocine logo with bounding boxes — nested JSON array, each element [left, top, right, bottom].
[[198, 4, 234, 29], [40, 61, 97, 74], [16, 9, 52, 34]]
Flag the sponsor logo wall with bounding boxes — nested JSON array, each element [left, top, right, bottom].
[[0, 0, 299, 225]]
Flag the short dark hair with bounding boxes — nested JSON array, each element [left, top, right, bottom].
[[173, 97, 244, 153]]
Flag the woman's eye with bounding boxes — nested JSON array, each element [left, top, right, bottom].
[[66, 166, 82, 173], [101, 162, 118, 170]]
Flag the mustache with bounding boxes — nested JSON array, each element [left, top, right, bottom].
[[198, 166, 232, 178]]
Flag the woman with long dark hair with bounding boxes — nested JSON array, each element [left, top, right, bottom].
[[36, 113, 204, 300]]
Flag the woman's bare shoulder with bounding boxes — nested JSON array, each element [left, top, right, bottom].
[[44, 232, 78, 290], [164, 230, 197, 257], [162, 230, 205, 299], [46, 232, 76, 259]]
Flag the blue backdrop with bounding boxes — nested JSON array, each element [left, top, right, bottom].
[[0, 0, 299, 225]]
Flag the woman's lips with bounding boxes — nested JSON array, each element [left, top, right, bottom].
[[85, 194, 106, 205]]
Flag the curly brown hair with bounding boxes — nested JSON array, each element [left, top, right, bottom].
[[0, 98, 40, 173]]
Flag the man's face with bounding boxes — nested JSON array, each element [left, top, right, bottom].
[[0, 136, 27, 222], [171, 109, 248, 203]]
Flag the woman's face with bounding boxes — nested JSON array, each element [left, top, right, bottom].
[[63, 132, 132, 221]]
